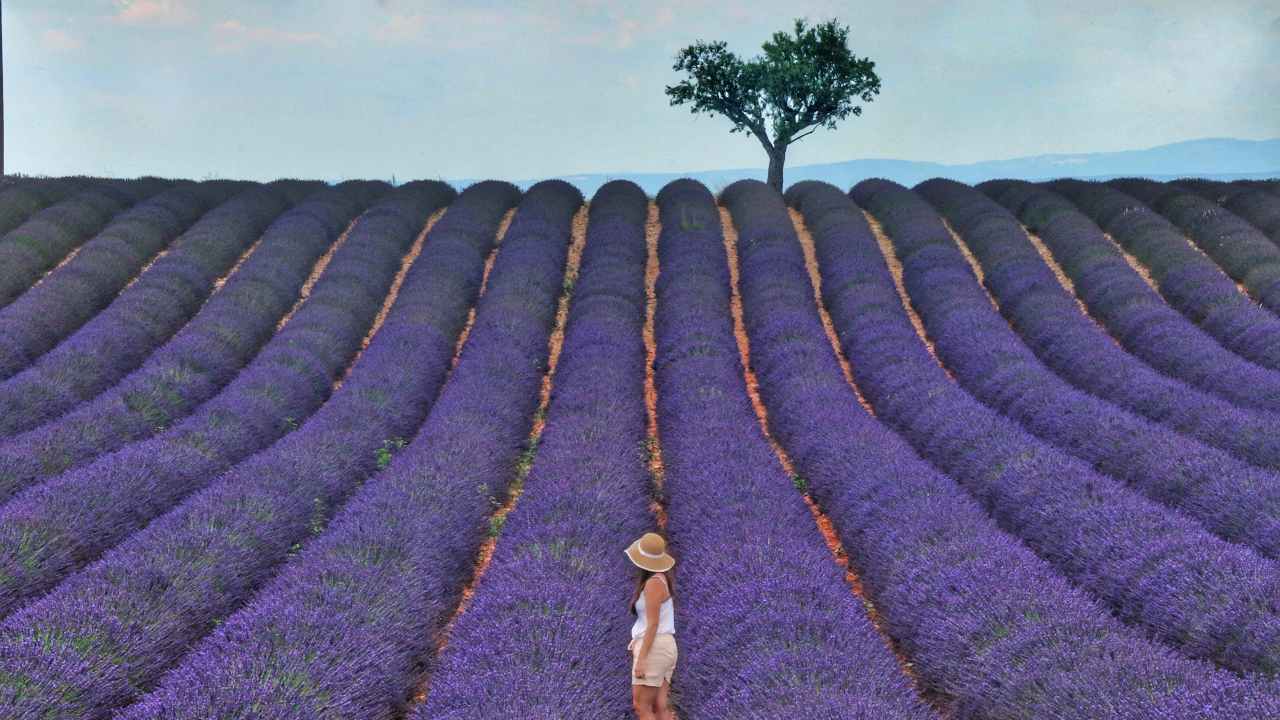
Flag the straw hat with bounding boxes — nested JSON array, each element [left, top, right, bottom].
[[625, 532, 675, 572]]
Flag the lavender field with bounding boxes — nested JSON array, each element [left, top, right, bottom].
[[2, 174, 1280, 719]]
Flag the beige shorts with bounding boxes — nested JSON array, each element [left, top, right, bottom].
[[629, 633, 677, 687]]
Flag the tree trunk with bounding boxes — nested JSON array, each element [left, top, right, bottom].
[[766, 145, 786, 193], [1, 2, 5, 178]]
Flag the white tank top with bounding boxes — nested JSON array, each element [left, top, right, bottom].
[[630, 574, 675, 640]]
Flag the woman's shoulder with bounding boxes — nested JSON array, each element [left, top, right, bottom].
[[645, 574, 670, 597]]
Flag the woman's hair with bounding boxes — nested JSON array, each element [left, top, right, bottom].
[[630, 566, 675, 614]]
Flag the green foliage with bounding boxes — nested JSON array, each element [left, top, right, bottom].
[[666, 18, 881, 188], [374, 437, 408, 471], [515, 436, 541, 478], [667, 18, 880, 148], [308, 496, 327, 535], [676, 203, 709, 231], [488, 513, 507, 538]]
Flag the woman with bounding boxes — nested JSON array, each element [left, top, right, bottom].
[[625, 532, 677, 720]]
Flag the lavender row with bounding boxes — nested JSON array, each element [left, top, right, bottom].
[[0, 182, 237, 380], [1172, 178, 1254, 203], [910, 178, 1280, 555], [1109, 179, 1280, 313], [650, 179, 933, 718], [0, 182, 522, 719], [846, 177, 1280, 677], [0, 182, 452, 619], [968, 178, 1280, 445], [418, 181, 652, 719], [0, 179, 169, 307], [761, 178, 1280, 718], [0, 182, 386, 503], [120, 181, 578, 720], [1214, 187, 1280, 245], [1051, 179, 1280, 370], [1172, 177, 1280, 238], [984, 181, 1280, 414], [0, 184, 296, 437], [1242, 179, 1280, 195], [0, 177, 90, 236]]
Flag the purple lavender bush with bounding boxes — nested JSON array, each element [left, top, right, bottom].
[[1052, 179, 1280, 370], [0, 182, 240, 380], [986, 180, 1280, 414], [0, 181, 162, 307], [0, 181, 386, 502], [1109, 178, 1280, 313], [750, 177, 1280, 718], [648, 179, 934, 719], [1172, 178, 1252, 203], [1238, 179, 1280, 196], [0, 177, 88, 236], [0, 181, 454, 619], [0, 184, 293, 437], [840, 177, 1280, 677], [417, 180, 652, 719], [908, 178, 1280, 554], [1221, 188, 1280, 244], [0, 183, 535, 720], [117, 181, 581, 720]]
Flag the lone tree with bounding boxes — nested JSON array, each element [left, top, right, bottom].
[[666, 19, 881, 192]]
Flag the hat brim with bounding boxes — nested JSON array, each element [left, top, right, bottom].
[[625, 540, 675, 572]]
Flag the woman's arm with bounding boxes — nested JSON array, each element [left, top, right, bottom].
[[633, 577, 667, 676]]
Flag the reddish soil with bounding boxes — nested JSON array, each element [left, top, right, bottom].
[[122, 247, 169, 292], [1172, 229, 1255, 299], [863, 210, 954, 377], [1105, 227, 1253, 300], [275, 217, 359, 331], [1023, 228, 1086, 314], [212, 232, 266, 292], [1022, 227, 1121, 347], [410, 203, 589, 709], [790, 209, 876, 416], [643, 201, 669, 529], [451, 209, 515, 371], [332, 208, 446, 391], [1108, 235, 1161, 292], [717, 209, 796, 473], [720, 207, 926, 696], [33, 245, 84, 289], [941, 219, 998, 311]]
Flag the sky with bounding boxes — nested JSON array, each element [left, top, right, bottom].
[[4, 0, 1279, 181]]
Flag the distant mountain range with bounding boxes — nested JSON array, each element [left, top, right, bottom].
[[486, 137, 1280, 195]]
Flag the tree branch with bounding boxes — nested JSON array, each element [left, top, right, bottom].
[[667, 17, 881, 185], [788, 126, 819, 145]]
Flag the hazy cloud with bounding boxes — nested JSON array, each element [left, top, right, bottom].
[[371, 0, 680, 51], [373, 13, 427, 44], [212, 19, 328, 51], [562, 2, 679, 50], [39, 29, 83, 52], [113, 0, 193, 25], [371, 4, 514, 50], [7, 0, 1276, 181]]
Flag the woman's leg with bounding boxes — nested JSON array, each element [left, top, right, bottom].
[[656, 680, 674, 720], [632, 685, 658, 720]]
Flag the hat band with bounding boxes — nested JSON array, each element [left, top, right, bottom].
[[637, 545, 666, 559]]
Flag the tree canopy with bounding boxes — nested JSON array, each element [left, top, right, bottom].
[[666, 19, 881, 190]]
